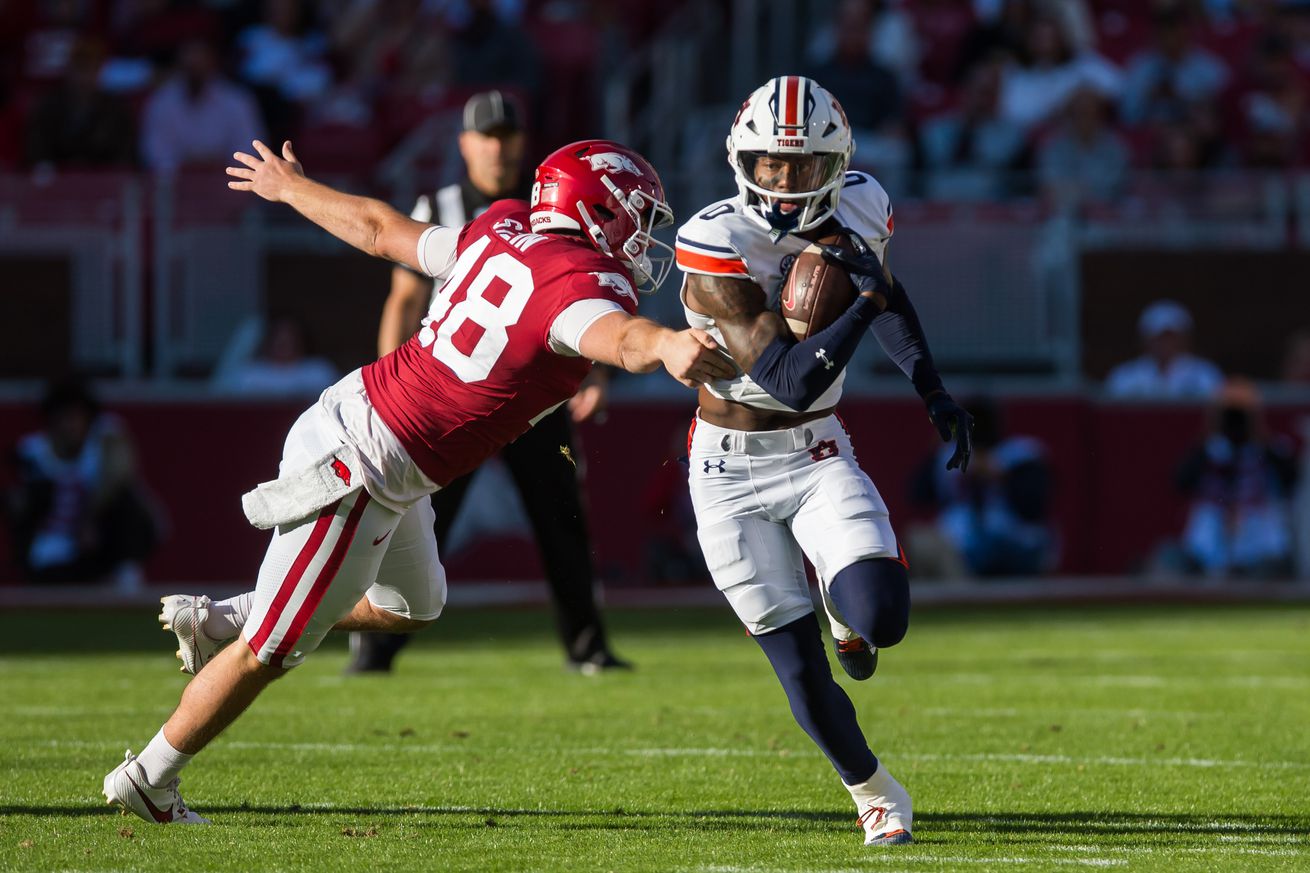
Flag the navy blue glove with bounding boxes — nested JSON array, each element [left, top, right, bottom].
[[926, 392, 973, 472], [819, 228, 893, 297]]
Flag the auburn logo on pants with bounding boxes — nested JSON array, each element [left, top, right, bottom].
[[809, 440, 838, 462]]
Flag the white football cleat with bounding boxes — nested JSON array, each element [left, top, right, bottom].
[[159, 594, 223, 675], [103, 750, 208, 825], [847, 765, 913, 845]]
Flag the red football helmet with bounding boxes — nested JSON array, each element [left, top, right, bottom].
[[529, 139, 674, 291]]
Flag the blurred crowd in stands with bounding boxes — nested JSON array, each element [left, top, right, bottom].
[[0, 0, 664, 175], [810, 0, 1310, 203], [5, 0, 1310, 195]]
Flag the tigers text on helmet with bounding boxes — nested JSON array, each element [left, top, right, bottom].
[[727, 76, 854, 237], [529, 140, 675, 292]]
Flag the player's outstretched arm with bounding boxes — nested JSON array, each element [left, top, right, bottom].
[[684, 272, 881, 411], [227, 140, 429, 271], [577, 313, 735, 388]]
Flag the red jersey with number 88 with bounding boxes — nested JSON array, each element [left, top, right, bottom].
[[361, 201, 639, 486]]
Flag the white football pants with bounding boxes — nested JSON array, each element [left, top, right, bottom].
[[687, 413, 901, 639], [243, 403, 447, 668]]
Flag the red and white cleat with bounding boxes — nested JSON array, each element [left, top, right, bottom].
[[103, 750, 208, 825]]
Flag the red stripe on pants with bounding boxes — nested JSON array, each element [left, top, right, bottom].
[[247, 500, 341, 657], [271, 491, 372, 666]]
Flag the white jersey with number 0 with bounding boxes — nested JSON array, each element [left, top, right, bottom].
[[675, 171, 894, 413]]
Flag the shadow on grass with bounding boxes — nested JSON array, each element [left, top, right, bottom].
[[0, 608, 740, 655], [6, 805, 1309, 838], [9, 602, 1294, 655]]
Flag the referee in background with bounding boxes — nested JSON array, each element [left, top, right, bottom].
[[347, 91, 630, 675]]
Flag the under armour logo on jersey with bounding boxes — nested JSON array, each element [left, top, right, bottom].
[[809, 440, 838, 462], [704, 460, 726, 474], [590, 271, 637, 303], [816, 348, 834, 370], [586, 152, 641, 175], [330, 458, 351, 486]]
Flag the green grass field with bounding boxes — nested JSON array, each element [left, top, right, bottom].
[[1, 602, 1308, 872]]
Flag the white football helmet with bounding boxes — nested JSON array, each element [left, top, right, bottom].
[[727, 76, 854, 236]]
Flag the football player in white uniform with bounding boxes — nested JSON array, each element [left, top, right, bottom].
[[675, 76, 973, 846]]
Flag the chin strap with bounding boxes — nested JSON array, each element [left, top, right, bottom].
[[575, 199, 612, 255], [764, 201, 801, 241]]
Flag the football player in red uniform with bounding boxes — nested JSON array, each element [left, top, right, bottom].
[[103, 138, 733, 824]]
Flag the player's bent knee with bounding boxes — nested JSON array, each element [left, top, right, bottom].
[[392, 615, 437, 634], [830, 558, 910, 649], [369, 598, 441, 633], [868, 558, 910, 648]]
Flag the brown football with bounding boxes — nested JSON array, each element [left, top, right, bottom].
[[778, 233, 858, 340]]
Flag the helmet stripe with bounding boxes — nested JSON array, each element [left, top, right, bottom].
[[771, 77, 783, 134], [784, 76, 799, 127]]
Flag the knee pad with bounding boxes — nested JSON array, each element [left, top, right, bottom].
[[830, 559, 910, 648]]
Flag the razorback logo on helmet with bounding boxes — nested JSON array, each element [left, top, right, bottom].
[[585, 152, 642, 175], [590, 271, 637, 303]]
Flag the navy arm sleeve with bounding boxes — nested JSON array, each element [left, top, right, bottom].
[[869, 277, 945, 401], [747, 295, 880, 411]]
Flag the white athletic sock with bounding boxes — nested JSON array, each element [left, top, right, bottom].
[[844, 763, 912, 832], [138, 728, 193, 787], [205, 592, 255, 641], [845, 762, 902, 807]]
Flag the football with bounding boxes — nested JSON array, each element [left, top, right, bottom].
[[778, 233, 859, 340]]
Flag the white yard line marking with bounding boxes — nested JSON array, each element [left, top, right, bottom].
[[703, 859, 1128, 869], [1187, 847, 1306, 857], [299, 801, 487, 813], [919, 707, 1219, 719], [35, 738, 1310, 772], [624, 748, 782, 758], [702, 865, 1131, 870], [934, 673, 1310, 689], [17, 702, 1232, 721], [908, 752, 1310, 771]]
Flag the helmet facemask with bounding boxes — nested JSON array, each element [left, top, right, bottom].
[[734, 150, 848, 238], [577, 175, 675, 293]]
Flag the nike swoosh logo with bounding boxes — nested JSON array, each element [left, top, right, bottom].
[[125, 772, 174, 823], [373, 530, 392, 546]]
